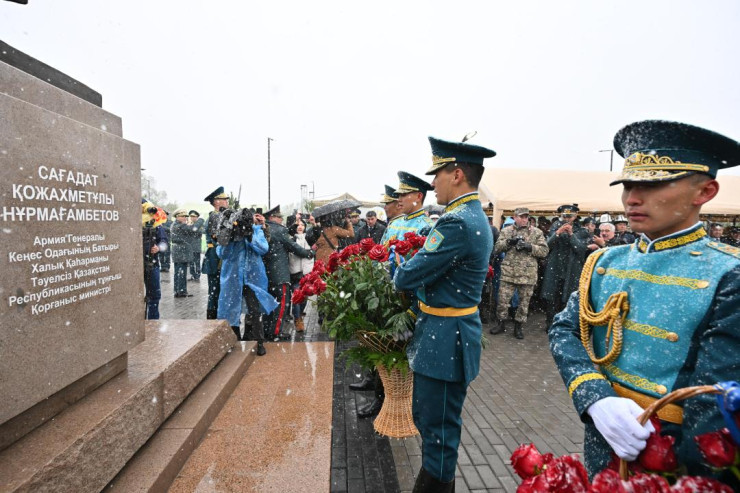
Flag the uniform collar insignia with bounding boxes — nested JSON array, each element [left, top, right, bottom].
[[445, 192, 479, 213], [406, 209, 426, 220], [637, 222, 706, 253]]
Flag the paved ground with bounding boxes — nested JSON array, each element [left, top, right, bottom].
[[158, 265, 584, 492]]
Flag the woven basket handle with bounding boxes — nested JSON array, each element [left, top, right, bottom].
[[618, 385, 721, 480]]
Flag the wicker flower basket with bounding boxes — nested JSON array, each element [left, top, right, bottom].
[[373, 364, 419, 438], [355, 331, 419, 438], [619, 384, 722, 480]]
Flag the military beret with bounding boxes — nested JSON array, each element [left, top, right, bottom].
[[426, 136, 496, 175], [611, 120, 740, 185]]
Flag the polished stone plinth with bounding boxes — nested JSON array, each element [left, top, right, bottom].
[[0, 57, 143, 433], [168, 341, 335, 493], [0, 320, 235, 493]]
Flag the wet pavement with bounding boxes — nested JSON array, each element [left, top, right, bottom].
[[157, 266, 584, 492]]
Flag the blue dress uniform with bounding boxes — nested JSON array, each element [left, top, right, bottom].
[[394, 136, 496, 488], [549, 120, 740, 486]]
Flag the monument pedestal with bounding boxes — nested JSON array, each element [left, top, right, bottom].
[[0, 320, 254, 493]]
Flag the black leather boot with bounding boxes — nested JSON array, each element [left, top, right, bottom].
[[489, 318, 507, 335], [231, 326, 241, 340], [412, 467, 455, 493], [514, 321, 524, 339], [349, 370, 376, 391], [357, 376, 384, 418]]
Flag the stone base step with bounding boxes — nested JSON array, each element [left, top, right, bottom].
[[106, 341, 256, 492], [0, 320, 236, 493]]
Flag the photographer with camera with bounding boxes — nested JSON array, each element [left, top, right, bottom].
[[142, 200, 168, 319], [490, 207, 549, 339], [216, 205, 278, 355]]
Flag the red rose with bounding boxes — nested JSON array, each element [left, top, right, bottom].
[[327, 252, 342, 272], [540, 455, 589, 492], [303, 282, 316, 296], [359, 238, 375, 253], [625, 473, 670, 492], [312, 260, 326, 276], [405, 232, 426, 248], [300, 271, 318, 286], [291, 289, 306, 305], [516, 473, 549, 493], [395, 240, 412, 256], [511, 443, 545, 479], [694, 428, 738, 468], [672, 476, 733, 493], [368, 244, 389, 262], [590, 469, 627, 493], [312, 278, 327, 295], [638, 427, 677, 473], [339, 244, 359, 260]]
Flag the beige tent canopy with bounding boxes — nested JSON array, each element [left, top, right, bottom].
[[311, 192, 379, 209], [479, 168, 740, 227]]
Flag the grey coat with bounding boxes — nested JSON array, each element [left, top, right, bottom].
[[171, 221, 199, 263]]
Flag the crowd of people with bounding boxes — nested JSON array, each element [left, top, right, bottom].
[[138, 120, 740, 492]]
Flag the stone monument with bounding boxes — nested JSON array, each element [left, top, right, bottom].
[[0, 43, 144, 446]]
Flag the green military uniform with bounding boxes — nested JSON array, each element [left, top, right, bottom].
[[394, 136, 496, 489], [549, 120, 740, 487], [493, 212, 549, 337]]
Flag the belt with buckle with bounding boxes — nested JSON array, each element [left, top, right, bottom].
[[612, 382, 683, 424]]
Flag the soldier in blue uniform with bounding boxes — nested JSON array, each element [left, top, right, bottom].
[[379, 185, 403, 244], [395, 136, 495, 492], [393, 171, 435, 240], [202, 187, 230, 319], [549, 120, 740, 487]]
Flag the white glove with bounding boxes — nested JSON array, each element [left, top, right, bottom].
[[587, 397, 655, 461]]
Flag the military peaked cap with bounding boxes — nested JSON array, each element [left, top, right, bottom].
[[265, 204, 282, 218], [557, 204, 579, 215], [611, 120, 740, 185], [426, 136, 496, 175], [204, 186, 229, 204], [380, 185, 399, 204], [397, 171, 433, 194]]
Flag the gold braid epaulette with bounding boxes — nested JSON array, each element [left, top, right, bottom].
[[579, 249, 629, 366]]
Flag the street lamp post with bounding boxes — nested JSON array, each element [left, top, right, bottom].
[[267, 137, 275, 209], [599, 149, 615, 172]]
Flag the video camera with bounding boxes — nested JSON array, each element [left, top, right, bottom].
[[216, 207, 255, 246]]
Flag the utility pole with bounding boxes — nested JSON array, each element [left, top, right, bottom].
[[599, 149, 615, 172], [267, 137, 274, 209]]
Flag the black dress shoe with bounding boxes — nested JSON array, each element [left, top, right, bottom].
[[356, 397, 383, 418], [185, 293, 193, 297], [349, 373, 376, 391], [256, 342, 266, 356], [514, 321, 524, 339], [174, 293, 185, 298]]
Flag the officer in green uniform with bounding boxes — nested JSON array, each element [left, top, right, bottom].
[[202, 187, 230, 319], [380, 185, 403, 244], [549, 120, 740, 487], [395, 136, 495, 492]]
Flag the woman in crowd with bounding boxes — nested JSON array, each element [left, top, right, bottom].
[[312, 210, 354, 263], [288, 220, 314, 331]]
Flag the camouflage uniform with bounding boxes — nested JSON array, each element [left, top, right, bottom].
[[494, 224, 548, 323]]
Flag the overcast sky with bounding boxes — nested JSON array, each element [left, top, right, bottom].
[[2, 1, 739, 209]]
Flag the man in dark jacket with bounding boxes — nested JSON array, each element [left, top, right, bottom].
[[354, 210, 386, 244], [263, 205, 313, 340], [171, 209, 198, 298], [187, 210, 205, 281], [541, 204, 589, 330]]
